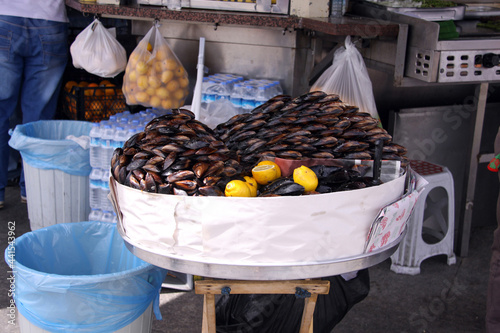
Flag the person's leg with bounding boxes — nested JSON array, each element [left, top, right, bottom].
[[487, 126, 500, 332], [0, 16, 26, 207], [18, 18, 68, 198]]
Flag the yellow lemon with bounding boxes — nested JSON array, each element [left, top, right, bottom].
[[166, 80, 180, 92], [154, 61, 164, 73], [161, 70, 174, 84], [135, 91, 149, 103], [174, 66, 185, 78], [244, 176, 258, 197], [165, 58, 178, 70], [150, 95, 162, 108], [146, 87, 156, 96], [136, 61, 148, 75], [257, 160, 281, 178], [126, 93, 137, 105], [155, 45, 169, 61], [148, 76, 161, 89], [127, 69, 137, 83], [225, 180, 252, 197], [137, 75, 149, 90], [173, 89, 186, 101], [293, 165, 318, 192], [161, 99, 173, 110], [156, 87, 169, 99], [178, 76, 189, 88], [252, 164, 279, 185], [147, 42, 153, 52]]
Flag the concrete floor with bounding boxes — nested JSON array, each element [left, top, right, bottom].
[[0, 183, 493, 333]]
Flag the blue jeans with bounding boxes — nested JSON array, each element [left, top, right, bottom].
[[0, 15, 68, 202]]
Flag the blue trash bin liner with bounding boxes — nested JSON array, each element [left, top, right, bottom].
[[8, 120, 93, 176], [4, 221, 167, 333]]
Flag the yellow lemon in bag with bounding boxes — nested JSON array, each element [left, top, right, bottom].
[[225, 180, 252, 197], [252, 164, 280, 185], [293, 165, 318, 192], [257, 160, 281, 178]]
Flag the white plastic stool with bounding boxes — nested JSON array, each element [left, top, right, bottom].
[[390, 160, 457, 275]]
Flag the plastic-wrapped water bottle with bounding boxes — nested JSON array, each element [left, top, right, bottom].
[[254, 84, 270, 107], [100, 123, 115, 170], [88, 208, 103, 222], [217, 81, 231, 101], [113, 126, 130, 151], [100, 169, 114, 212], [230, 83, 244, 112], [101, 210, 116, 223], [89, 122, 102, 169], [270, 81, 283, 97], [89, 168, 103, 210], [241, 84, 257, 111], [205, 79, 219, 103]]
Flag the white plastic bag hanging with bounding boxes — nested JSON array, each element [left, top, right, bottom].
[[310, 36, 380, 122], [70, 18, 127, 78]]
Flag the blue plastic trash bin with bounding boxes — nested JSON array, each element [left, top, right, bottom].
[[4, 221, 166, 333], [8, 120, 93, 230]]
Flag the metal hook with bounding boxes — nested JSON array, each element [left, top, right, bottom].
[[213, 22, 219, 31]]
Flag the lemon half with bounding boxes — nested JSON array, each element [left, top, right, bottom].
[[252, 164, 280, 185]]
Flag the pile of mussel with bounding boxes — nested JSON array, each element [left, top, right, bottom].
[[112, 91, 408, 197], [111, 109, 242, 196], [214, 91, 408, 169]]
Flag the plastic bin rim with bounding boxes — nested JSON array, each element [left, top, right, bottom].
[[5, 221, 156, 284], [15, 120, 92, 142]]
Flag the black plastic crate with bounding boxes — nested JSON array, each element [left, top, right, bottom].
[[62, 83, 128, 123]]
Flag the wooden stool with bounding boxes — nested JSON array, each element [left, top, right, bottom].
[[195, 279, 330, 333]]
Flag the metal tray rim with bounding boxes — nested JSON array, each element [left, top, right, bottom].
[[118, 219, 405, 280]]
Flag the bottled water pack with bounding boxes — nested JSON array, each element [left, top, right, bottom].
[[88, 109, 168, 222]]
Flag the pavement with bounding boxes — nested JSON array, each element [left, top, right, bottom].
[[0, 183, 493, 333]]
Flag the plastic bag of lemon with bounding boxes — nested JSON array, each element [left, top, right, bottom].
[[122, 23, 189, 110]]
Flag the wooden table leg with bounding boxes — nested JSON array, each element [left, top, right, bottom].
[[300, 293, 318, 333], [196, 279, 329, 333], [202, 294, 216, 333]]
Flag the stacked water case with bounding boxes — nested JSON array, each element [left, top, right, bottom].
[[201, 74, 283, 113], [88, 109, 168, 223]]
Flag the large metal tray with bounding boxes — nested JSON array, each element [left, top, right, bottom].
[[117, 219, 405, 281], [358, 0, 466, 21]]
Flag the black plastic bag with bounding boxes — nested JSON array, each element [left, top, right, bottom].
[[216, 269, 370, 333]]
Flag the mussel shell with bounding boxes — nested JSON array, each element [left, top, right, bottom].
[[126, 158, 147, 172], [204, 161, 225, 177], [203, 176, 222, 186], [260, 178, 293, 193], [158, 183, 173, 194], [342, 151, 372, 160], [124, 132, 145, 148], [142, 164, 161, 174], [174, 180, 198, 191], [161, 143, 185, 153], [198, 185, 224, 196], [162, 152, 177, 170], [167, 170, 195, 182], [132, 151, 152, 160]]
